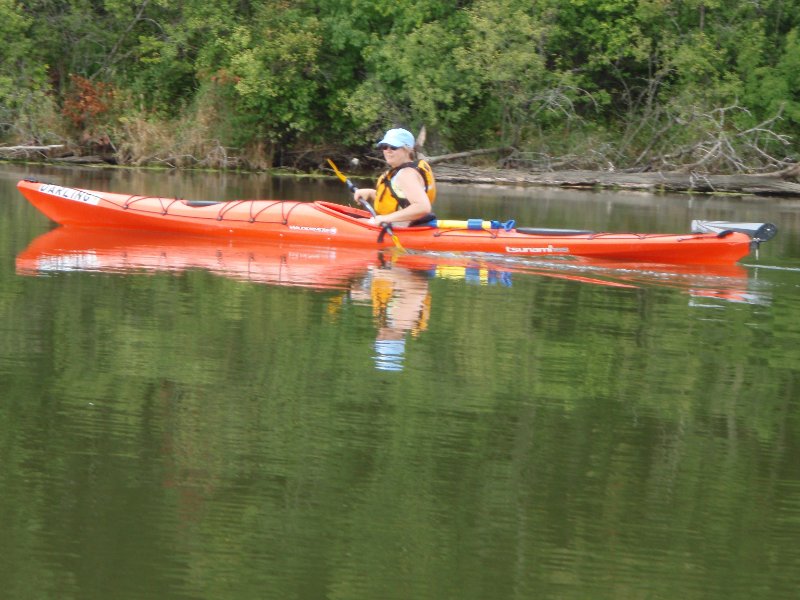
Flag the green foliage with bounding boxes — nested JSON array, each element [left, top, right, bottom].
[[4, 0, 800, 168], [550, 0, 648, 70], [0, 0, 58, 141], [743, 27, 800, 128], [453, 0, 564, 144], [225, 6, 323, 143]]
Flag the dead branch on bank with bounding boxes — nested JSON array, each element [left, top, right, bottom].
[[636, 105, 794, 174]]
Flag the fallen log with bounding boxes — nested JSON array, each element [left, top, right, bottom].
[[426, 147, 513, 164], [0, 144, 68, 158], [51, 155, 115, 165], [434, 165, 800, 197]]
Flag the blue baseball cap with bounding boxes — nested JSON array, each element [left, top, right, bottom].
[[377, 128, 415, 149]]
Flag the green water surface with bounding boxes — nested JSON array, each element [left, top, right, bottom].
[[1, 164, 799, 599]]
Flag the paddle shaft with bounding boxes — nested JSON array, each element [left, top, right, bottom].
[[326, 159, 404, 250]]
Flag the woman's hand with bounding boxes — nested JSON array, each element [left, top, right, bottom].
[[368, 216, 390, 227], [353, 188, 376, 204]]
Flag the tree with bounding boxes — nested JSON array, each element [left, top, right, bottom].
[[0, 0, 56, 142]]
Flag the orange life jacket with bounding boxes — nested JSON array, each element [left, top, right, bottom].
[[374, 160, 436, 216]]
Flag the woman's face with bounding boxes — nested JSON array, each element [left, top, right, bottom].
[[380, 144, 413, 168]]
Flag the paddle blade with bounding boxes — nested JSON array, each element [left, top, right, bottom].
[[326, 158, 346, 182], [389, 232, 405, 252], [326, 158, 358, 195]]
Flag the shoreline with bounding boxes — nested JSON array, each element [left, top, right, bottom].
[[4, 154, 800, 199]]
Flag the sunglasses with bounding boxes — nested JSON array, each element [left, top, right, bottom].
[[378, 143, 401, 151]]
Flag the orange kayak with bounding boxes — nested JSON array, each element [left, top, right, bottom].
[[16, 179, 776, 265]]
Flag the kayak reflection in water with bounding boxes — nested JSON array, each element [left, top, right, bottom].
[[348, 261, 432, 372]]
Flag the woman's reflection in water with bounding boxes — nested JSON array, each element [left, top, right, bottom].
[[349, 260, 432, 372]]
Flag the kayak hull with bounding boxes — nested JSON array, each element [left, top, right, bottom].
[[17, 179, 755, 265]]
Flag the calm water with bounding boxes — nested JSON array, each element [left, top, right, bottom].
[[1, 163, 799, 599]]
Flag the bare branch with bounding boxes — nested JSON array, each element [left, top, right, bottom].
[[92, 0, 152, 79]]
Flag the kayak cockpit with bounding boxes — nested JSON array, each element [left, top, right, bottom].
[[314, 200, 373, 221]]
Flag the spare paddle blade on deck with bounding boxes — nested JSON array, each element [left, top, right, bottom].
[[691, 220, 778, 242]]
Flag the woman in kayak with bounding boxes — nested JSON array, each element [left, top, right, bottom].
[[353, 128, 437, 227]]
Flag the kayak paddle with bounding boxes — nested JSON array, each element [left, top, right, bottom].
[[326, 158, 405, 251]]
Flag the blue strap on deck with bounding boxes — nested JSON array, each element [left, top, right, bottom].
[[492, 219, 515, 231]]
